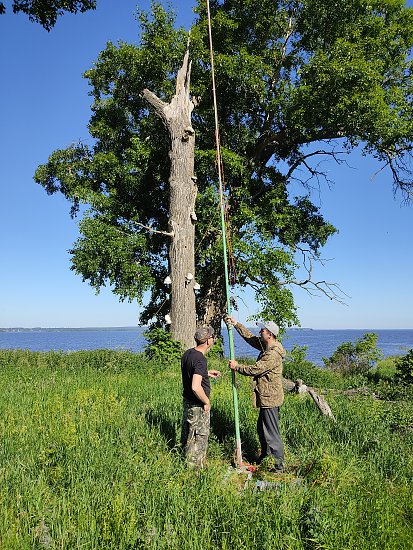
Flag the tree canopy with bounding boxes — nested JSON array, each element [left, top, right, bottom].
[[35, 0, 413, 334], [0, 0, 96, 30]]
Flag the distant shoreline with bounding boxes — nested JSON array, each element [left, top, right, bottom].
[[0, 327, 140, 333], [1, 326, 412, 333]]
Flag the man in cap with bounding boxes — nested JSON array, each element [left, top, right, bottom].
[[226, 316, 286, 472], [180, 325, 221, 468]]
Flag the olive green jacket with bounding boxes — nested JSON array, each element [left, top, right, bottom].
[[234, 322, 286, 408]]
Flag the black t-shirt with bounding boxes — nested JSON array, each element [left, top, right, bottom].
[[181, 347, 210, 406]]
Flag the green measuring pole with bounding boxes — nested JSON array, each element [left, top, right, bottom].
[[218, 189, 243, 468], [206, 0, 242, 467]]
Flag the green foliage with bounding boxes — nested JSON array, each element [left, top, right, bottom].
[[207, 336, 224, 359], [382, 400, 413, 431], [395, 349, 413, 385], [144, 327, 183, 363], [284, 345, 319, 383], [1, 0, 96, 30], [368, 355, 398, 380], [1, 349, 413, 549], [323, 333, 383, 375], [34, 0, 413, 332], [283, 344, 354, 388]]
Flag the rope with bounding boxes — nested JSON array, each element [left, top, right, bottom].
[[205, 0, 243, 467]]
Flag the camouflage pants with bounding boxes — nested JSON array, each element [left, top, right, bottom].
[[180, 399, 210, 469]]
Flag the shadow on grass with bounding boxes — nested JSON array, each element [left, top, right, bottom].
[[211, 406, 258, 463], [145, 409, 178, 450], [145, 404, 258, 463]]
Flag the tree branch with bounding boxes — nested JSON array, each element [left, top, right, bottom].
[[132, 221, 174, 238], [284, 147, 346, 183], [382, 149, 413, 202], [278, 247, 349, 304], [142, 89, 167, 120]]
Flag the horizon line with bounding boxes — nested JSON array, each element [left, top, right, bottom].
[[1, 326, 413, 331]]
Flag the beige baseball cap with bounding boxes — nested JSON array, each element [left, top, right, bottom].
[[256, 321, 279, 337]]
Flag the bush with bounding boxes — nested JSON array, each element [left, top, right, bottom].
[[144, 328, 183, 363], [322, 333, 382, 376], [283, 345, 341, 388], [367, 356, 398, 384], [395, 349, 413, 385], [283, 345, 315, 380]]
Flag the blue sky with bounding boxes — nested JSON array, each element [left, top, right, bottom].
[[0, 0, 412, 329]]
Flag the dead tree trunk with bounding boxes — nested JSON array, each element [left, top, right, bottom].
[[143, 50, 197, 350]]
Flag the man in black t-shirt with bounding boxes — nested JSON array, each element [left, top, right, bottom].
[[180, 325, 220, 468]]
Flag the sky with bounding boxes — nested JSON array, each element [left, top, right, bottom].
[[0, 0, 412, 330]]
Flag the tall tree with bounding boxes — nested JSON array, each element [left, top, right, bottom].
[[0, 0, 96, 30], [142, 48, 198, 346], [35, 1, 413, 347]]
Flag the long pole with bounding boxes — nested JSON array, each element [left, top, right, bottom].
[[205, 0, 242, 467]]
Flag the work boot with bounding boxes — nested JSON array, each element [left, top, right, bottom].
[[259, 455, 284, 473]]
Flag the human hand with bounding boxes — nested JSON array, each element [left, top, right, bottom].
[[228, 359, 238, 371], [224, 315, 237, 327], [208, 370, 221, 379], [203, 402, 211, 412]]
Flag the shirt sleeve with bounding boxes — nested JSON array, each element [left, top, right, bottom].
[[236, 349, 282, 377], [234, 322, 264, 352], [193, 355, 207, 376]]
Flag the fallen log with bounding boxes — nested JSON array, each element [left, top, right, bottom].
[[307, 389, 336, 421], [282, 377, 336, 421]]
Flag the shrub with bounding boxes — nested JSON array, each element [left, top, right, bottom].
[[144, 328, 183, 362], [283, 345, 315, 380], [322, 333, 382, 376], [395, 349, 413, 385], [367, 356, 398, 384], [283, 345, 341, 388]]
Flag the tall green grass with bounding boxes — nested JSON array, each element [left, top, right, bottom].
[[0, 350, 412, 549]]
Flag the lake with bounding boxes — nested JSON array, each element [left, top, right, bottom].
[[1, 327, 412, 365]]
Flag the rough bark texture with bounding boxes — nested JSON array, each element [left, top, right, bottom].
[[197, 274, 226, 337], [143, 50, 197, 350]]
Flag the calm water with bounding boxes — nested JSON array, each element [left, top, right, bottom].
[[1, 327, 412, 365]]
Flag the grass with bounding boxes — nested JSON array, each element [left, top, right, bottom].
[[0, 349, 412, 549]]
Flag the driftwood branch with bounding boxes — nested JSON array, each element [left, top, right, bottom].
[[283, 377, 336, 421], [308, 389, 335, 420]]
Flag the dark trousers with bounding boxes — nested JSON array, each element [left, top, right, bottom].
[[257, 406, 284, 467]]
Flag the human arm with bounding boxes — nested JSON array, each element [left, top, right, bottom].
[[192, 374, 211, 411], [224, 317, 263, 351], [229, 350, 282, 377]]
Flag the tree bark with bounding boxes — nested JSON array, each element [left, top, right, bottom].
[[143, 50, 197, 350], [197, 273, 226, 337]]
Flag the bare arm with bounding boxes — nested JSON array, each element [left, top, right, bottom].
[[192, 374, 210, 412]]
